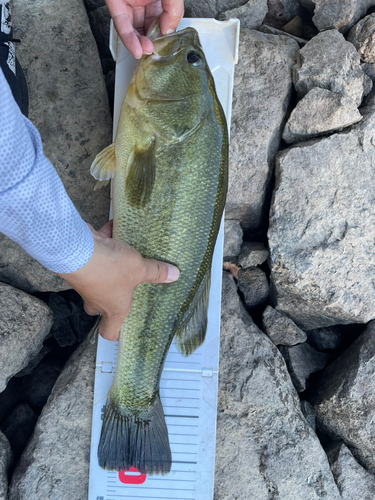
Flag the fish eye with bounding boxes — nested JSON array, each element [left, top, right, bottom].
[[186, 51, 202, 65]]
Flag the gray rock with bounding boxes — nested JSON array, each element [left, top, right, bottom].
[[21, 359, 65, 410], [50, 318, 77, 347], [223, 220, 243, 258], [184, 0, 244, 18], [226, 30, 298, 230], [280, 343, 330, 392], [0, 432, 12, 500], [313, 321, 375, 473], [301, 400, 316, 431], [282, 88, 363, 144], [215, 272, 341, 499], [238, 241, 269, 268], [326, 442, 375, 499], [8, 326, 97, 500], [238, 267, 269, 308], [47, 293, 71, 322], [306, 326, 342, 351], [348, 13, 375, 64], [280, 0, 307, 19], [258, 24, 307, 45], [269, 105, 375, 329], [1, 405, 38, 463], [14, 345, 54, 378], [293, 30, 367, 106], [305, 0, 375, 33], [0, 283, 53, 392], [0, 234, 70, 294], [219, 0, 268, 30], [263, 305, 307, 346], [361, 61, 375, 81], [13, 0, 111, 231]]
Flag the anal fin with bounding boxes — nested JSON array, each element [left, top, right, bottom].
[[175, 269, 211, 357]]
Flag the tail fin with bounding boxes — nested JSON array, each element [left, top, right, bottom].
[[98, 392, 172, 475]]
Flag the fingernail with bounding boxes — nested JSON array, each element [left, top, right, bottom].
[[166, 29, 174, 35], [165, 264, 180, 283], [144, 51, 153, 55]]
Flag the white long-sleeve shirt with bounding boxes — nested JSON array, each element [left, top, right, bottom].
[[0, 68, 94, 273]]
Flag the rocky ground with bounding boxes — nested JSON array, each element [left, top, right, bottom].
[[2, 0, 375, 498]]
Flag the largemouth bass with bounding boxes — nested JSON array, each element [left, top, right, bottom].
[[90, 23, 228, 476]]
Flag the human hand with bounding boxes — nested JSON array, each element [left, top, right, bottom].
[[104, 0, 184, 58], [57, 220, 179, 341]]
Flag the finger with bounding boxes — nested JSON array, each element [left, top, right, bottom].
[[159, 0, 184, 35], [96, 219, 113, 238], [142, 258, 180, 284], [139, 35, 154, 54], [109, 8, 143, 58], [98, 313, 126, 341], [84, 301, 100, 316], [132, 5, 146, 32]]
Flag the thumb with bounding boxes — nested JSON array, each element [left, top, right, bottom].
[[99, 312, 128, 341], [142, 258, 180, 284]]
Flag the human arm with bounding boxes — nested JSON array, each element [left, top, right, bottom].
[[0, 69, 179, 341], [104, 0, 184, 58]]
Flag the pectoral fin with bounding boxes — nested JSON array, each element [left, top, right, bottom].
[[90, 143, 116, 190], [125, 141, 156, 208], [175, 270, 211, 357]]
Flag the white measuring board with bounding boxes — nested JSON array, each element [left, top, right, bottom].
[[88, 18, 239, 500]]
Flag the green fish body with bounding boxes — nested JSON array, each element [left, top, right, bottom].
[[90, 26, 228, 475]]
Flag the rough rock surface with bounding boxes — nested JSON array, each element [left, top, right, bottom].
[[263, 305, 307, 346], [238, 241, 269, 268], [269, 105, 375, 329], [282, 88, 362, 143], [326, 442, 375, 499], [0, 432, 12, 500], [184, 0, 244, 18], [223, 220, 243, 257], [8, 327, 97, 500], [280, 343, 330, 392], [218, 0, 268, 30], [13, 0, 111, 230], [258, 24, 307, 45], [0, 283, 53, 392], [313, 321, 375, 473], [303, 0, 375, 33], [0, 235, 69, 294], [348, 13, 375, 64], [293, 30, 368, 106], [214, 272, 341, 499], [226, 30, 298, 230], [306, 326, 342, 351], [237, 267, 269, 308]]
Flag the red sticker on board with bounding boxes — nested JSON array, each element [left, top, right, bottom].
[[118, 468, 147, 485]]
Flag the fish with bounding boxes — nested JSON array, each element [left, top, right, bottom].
[[90, 20, 228, 476]]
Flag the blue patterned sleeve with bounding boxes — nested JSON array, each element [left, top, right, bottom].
[[0, 69, 94, 273]]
